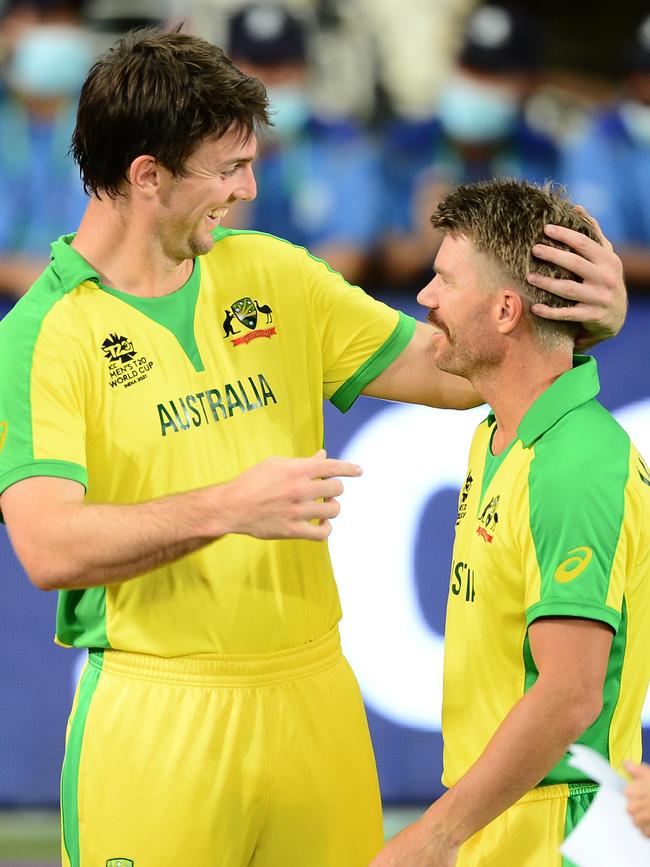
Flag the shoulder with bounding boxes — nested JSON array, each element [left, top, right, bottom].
[[207, 226, 336, 273], [0, 259, 95, 375], [532, 399, 630, 491]]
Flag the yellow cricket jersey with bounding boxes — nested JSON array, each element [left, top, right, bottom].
[[0, 228, 415, 655], [443, 356, 650, 790]]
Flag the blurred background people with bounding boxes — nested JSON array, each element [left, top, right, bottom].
[[0, 0, 93, 318], [224, 2, 381, 285], [378, 2, 559, 289], [563, 13, 650, 295], [186, 0, 477, 123]]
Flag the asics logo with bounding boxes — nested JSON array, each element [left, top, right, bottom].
[[554, 547, 593, 583]]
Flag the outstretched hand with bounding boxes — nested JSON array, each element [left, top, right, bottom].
[[223, 448, 361, 541], [528, 210, 627, 350]]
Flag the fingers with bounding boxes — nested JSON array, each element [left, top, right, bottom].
[[530, 242, 606, 286], [299, 518, 333, 541], [314, 477, 345, 500], [571, 207, 614, 252], [530, 301, 605, 324], [543, 222, 607, 257], [308, 449, 363, 480]]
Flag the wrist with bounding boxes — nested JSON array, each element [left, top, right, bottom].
[[423, 788, 471, 849]]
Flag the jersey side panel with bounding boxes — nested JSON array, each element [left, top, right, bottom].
[[607, 444, 650, 768], [526, 400, 632, 784]]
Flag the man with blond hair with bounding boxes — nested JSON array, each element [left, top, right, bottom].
[[373, 179, 650, 867]]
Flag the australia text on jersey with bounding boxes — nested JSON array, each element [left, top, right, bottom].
[[157, 372, 277, 436]]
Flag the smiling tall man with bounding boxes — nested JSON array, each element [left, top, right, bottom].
[[0, 28, 630, 867], [372, 180, 650, 867]]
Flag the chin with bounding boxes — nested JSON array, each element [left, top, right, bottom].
[[188, 234, 216, 258], [436, 354, 466, 377]]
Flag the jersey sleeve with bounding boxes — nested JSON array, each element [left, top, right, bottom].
[[521, 403, 630, 632], [300, 250, 416, 410], [0, 295, 88, 499]]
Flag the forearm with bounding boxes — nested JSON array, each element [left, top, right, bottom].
[[425, 678, 599, 847], [14, 485, 225, 590], [362, 321, 483, 409], [2, 451, 360, 590]]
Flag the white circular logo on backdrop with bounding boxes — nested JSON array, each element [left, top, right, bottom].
[[329, 403, 485, 730]]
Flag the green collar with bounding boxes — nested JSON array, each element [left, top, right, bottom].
[[487, 355, 600, 447], [50, 233, 100, 292]]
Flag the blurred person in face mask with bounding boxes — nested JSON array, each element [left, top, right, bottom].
[[226, 2, 382, 286], [379, 2, 559, 288], [0, 0, 92, 317], [563, 13, 650, 295]]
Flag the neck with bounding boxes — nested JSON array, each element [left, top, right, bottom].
[[471, 341, 573, 455], [72, 196, 193, 297]]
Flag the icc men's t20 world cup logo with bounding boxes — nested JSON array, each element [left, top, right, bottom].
[[222, 296, 277, 346]]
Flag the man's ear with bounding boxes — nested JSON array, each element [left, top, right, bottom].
[[495, 288, 524, 335], [127, 155, 161, 198]]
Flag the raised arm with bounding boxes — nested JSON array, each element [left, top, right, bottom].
[[361, 321, 481, 409], [0, 450, 361, 591], [529, 213, 627, 350], [370, 616, 613, 866]]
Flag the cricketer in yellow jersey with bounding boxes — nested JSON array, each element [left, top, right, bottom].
[[0, 29, 627, 867], [371, 179, 649, 867]]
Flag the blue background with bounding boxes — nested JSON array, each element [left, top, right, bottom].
[[1, 294, 649, 807]]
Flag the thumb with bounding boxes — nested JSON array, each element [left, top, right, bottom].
[[312, 448, 327, 460]]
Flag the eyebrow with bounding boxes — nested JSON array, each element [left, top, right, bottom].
[[218, 154, 257, 168], [433, 265, 452, 281]]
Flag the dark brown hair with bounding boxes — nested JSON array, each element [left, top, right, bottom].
[[71, 27, 270, 198], [431, 179, 601, 346]]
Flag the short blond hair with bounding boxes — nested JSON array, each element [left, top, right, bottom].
[[431, 179, 601, 349]]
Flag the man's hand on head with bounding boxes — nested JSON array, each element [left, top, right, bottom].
[[527, 210, 627, 350]]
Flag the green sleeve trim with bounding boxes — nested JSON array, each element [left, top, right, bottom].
[[330, 312, 416, 413], [525, 601, 621, 632], [0, 459, 87, 497], [61, 652, 103, 867]]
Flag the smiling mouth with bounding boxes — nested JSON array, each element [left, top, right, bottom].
[[207, 208, 228, 224]]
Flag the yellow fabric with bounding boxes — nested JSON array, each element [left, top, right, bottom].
[[62, 629, 383, 867], [456, 788, 567, 867], [22, 231, 402, 654], [607, 448, 650, 769], [442, 423, 535, 787]]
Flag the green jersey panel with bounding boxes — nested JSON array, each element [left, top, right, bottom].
[[442, 356, 650, 791], [0, 232, 414, 655]]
